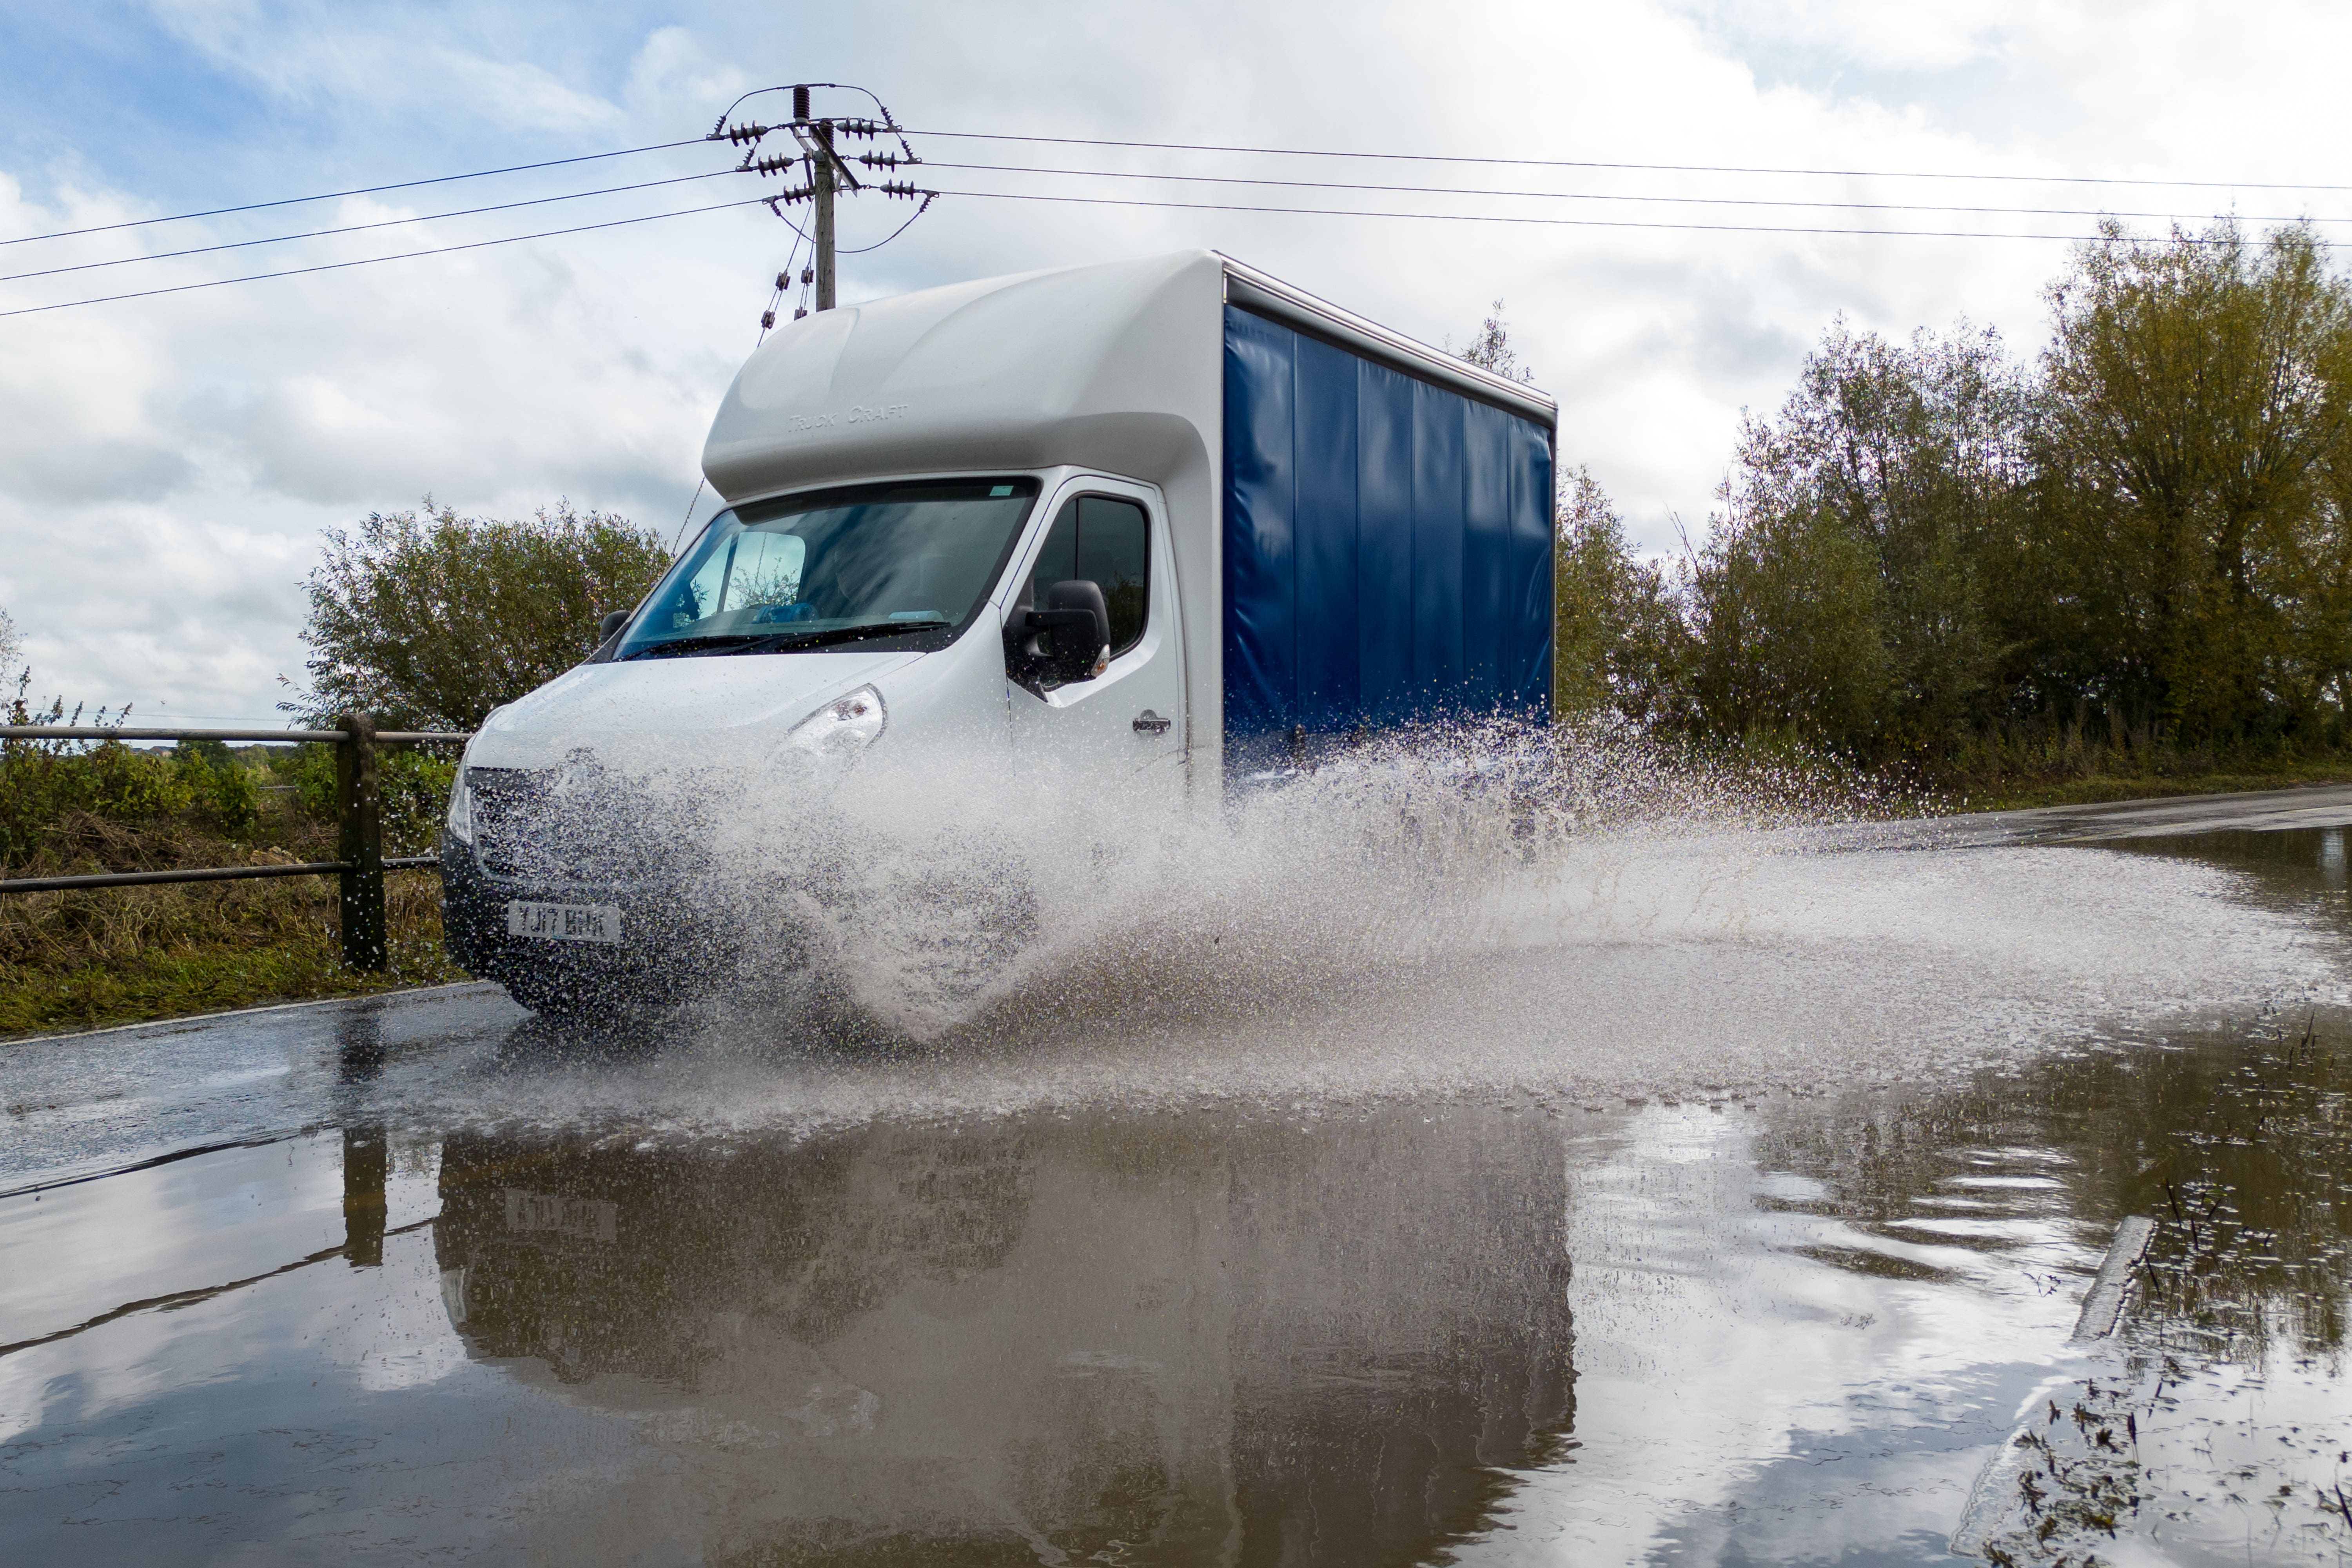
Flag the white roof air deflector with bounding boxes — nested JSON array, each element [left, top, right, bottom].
[[699, 249, 1560, 506], [1218, 256, 1558, 426]]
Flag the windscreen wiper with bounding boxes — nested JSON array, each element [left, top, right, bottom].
[[619, 633, 764, 661], [719, 621, 943, 656]]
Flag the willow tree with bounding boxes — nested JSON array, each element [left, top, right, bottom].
[[1552, 467, 1690, 725], [1695, 320, 2030, 759], [2033, 220, 2352, 745]]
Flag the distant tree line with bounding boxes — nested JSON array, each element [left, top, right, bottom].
[[1541, 221, 2352, 783]]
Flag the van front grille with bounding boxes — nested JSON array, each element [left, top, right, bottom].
[[468, 767, 676, 889]]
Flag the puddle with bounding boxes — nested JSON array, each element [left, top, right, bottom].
[[1, 829, 2350, 1562]]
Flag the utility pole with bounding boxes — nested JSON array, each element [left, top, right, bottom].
[[788, 84, 839, 312], [813, 120, 837, 311], [717, 84, 932, 324]]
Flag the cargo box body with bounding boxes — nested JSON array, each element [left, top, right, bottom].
[[1219, 300, 1555, 770]]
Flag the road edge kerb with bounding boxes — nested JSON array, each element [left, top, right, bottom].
[[0, 980, 507, 1048]]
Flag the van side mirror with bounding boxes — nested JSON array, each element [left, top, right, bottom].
[[1007, 579, 1110, 688], [597, 610, 630, 646]]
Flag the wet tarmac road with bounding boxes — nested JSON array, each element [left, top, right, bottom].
[[7, 791, 2352, 1564]]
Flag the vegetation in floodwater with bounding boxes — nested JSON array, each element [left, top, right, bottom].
[[1757, 1005, 2352, 1564]]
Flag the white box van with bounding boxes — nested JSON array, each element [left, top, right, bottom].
[[441, 251, 1556, 1014]]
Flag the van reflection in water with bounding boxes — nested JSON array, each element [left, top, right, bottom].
[[430, 1106, 1573, 1565]]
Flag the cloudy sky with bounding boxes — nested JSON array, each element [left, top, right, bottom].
[[3, 0, 2347, 722]]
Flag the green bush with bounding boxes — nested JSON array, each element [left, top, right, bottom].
[[287, 499, 672, 730], [200, 755, 261, 837], [173, 740, 260, 837], [0, 684, 185, 865], [270, 742, 455, 857], [0, 740, 282, 866]]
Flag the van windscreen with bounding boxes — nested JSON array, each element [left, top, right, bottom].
[[615, 478, 1040, 661]]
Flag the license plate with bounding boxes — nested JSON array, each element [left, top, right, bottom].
[[506, 900, 622, 944], [503, 1188, 618, 1243]]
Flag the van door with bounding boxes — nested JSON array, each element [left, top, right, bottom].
[[1004, 480, 1186, 798]]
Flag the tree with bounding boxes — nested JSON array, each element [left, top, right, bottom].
[[2034, 220, 2352, 744], [288, 500, 673, 730], [1715, 319, 2030, 759], [1552, 468, 1691, 724], [1454, 300, 1536, 384], [1689, 499, 1891, 750]]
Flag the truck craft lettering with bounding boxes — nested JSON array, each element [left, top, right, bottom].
[[443, 250, 1555, 1021], [784, 406, 908, 432]]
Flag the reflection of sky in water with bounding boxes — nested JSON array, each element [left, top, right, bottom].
[[4, 828, 2352, 1561], [1524, 1104, 2093, 1563]]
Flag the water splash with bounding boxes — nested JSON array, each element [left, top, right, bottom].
[[691, 719, 1881, 1039], [452, 724, 2348, 1142]]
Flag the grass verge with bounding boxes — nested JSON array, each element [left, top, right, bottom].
[[1, 873, 465, 1039], [1, 793, 469, 1040], [1953, 764, 2352, 814]]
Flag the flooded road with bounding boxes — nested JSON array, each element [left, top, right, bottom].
[[6, 795, 2352, 1564]]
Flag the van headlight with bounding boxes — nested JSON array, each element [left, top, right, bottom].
[[445, 766, 474, 844], [788, 686, 886, 757]]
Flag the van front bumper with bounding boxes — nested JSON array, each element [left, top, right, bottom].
[[440, 842, 738, 1005]]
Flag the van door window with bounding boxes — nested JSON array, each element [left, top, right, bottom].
[[1029, 495, 1150, 656]]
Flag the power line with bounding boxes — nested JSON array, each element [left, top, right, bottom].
[[840, 193, 936, 255], [10, 123, 2333, 323], [9, 181, 2315, 323], [0, 169, 745, 285], [0, 197, 772, 319], [932, 186, 2345, 247], [20, 152, 2306, 298], [923, 160, 2349, 227], [0, 138, 711, 250], [906, 129, 2352, 196]]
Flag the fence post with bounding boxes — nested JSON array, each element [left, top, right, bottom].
[[336, 711, 387, 971]]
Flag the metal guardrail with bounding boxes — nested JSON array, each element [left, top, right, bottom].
[[0, 713, 473, 971], [0, 728, 471, 744]]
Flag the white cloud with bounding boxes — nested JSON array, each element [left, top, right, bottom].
[[141, 0, 626, 132], [1670, 0, 2025, 73]]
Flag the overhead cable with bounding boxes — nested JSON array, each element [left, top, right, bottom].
[[930, 187, 2343, 247], [922, 160, 2347, 227], [0, 138, 711, 249], [0, 169, 746, 285], [0, 197, 771, 319], [906, 129, 2352, 194], [838, 192, 936, 254]]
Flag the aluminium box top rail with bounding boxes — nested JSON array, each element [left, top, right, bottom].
[[463, 249, 1558, 787]]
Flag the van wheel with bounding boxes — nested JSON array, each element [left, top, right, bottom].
[[844, 852, 1039, 1021]]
